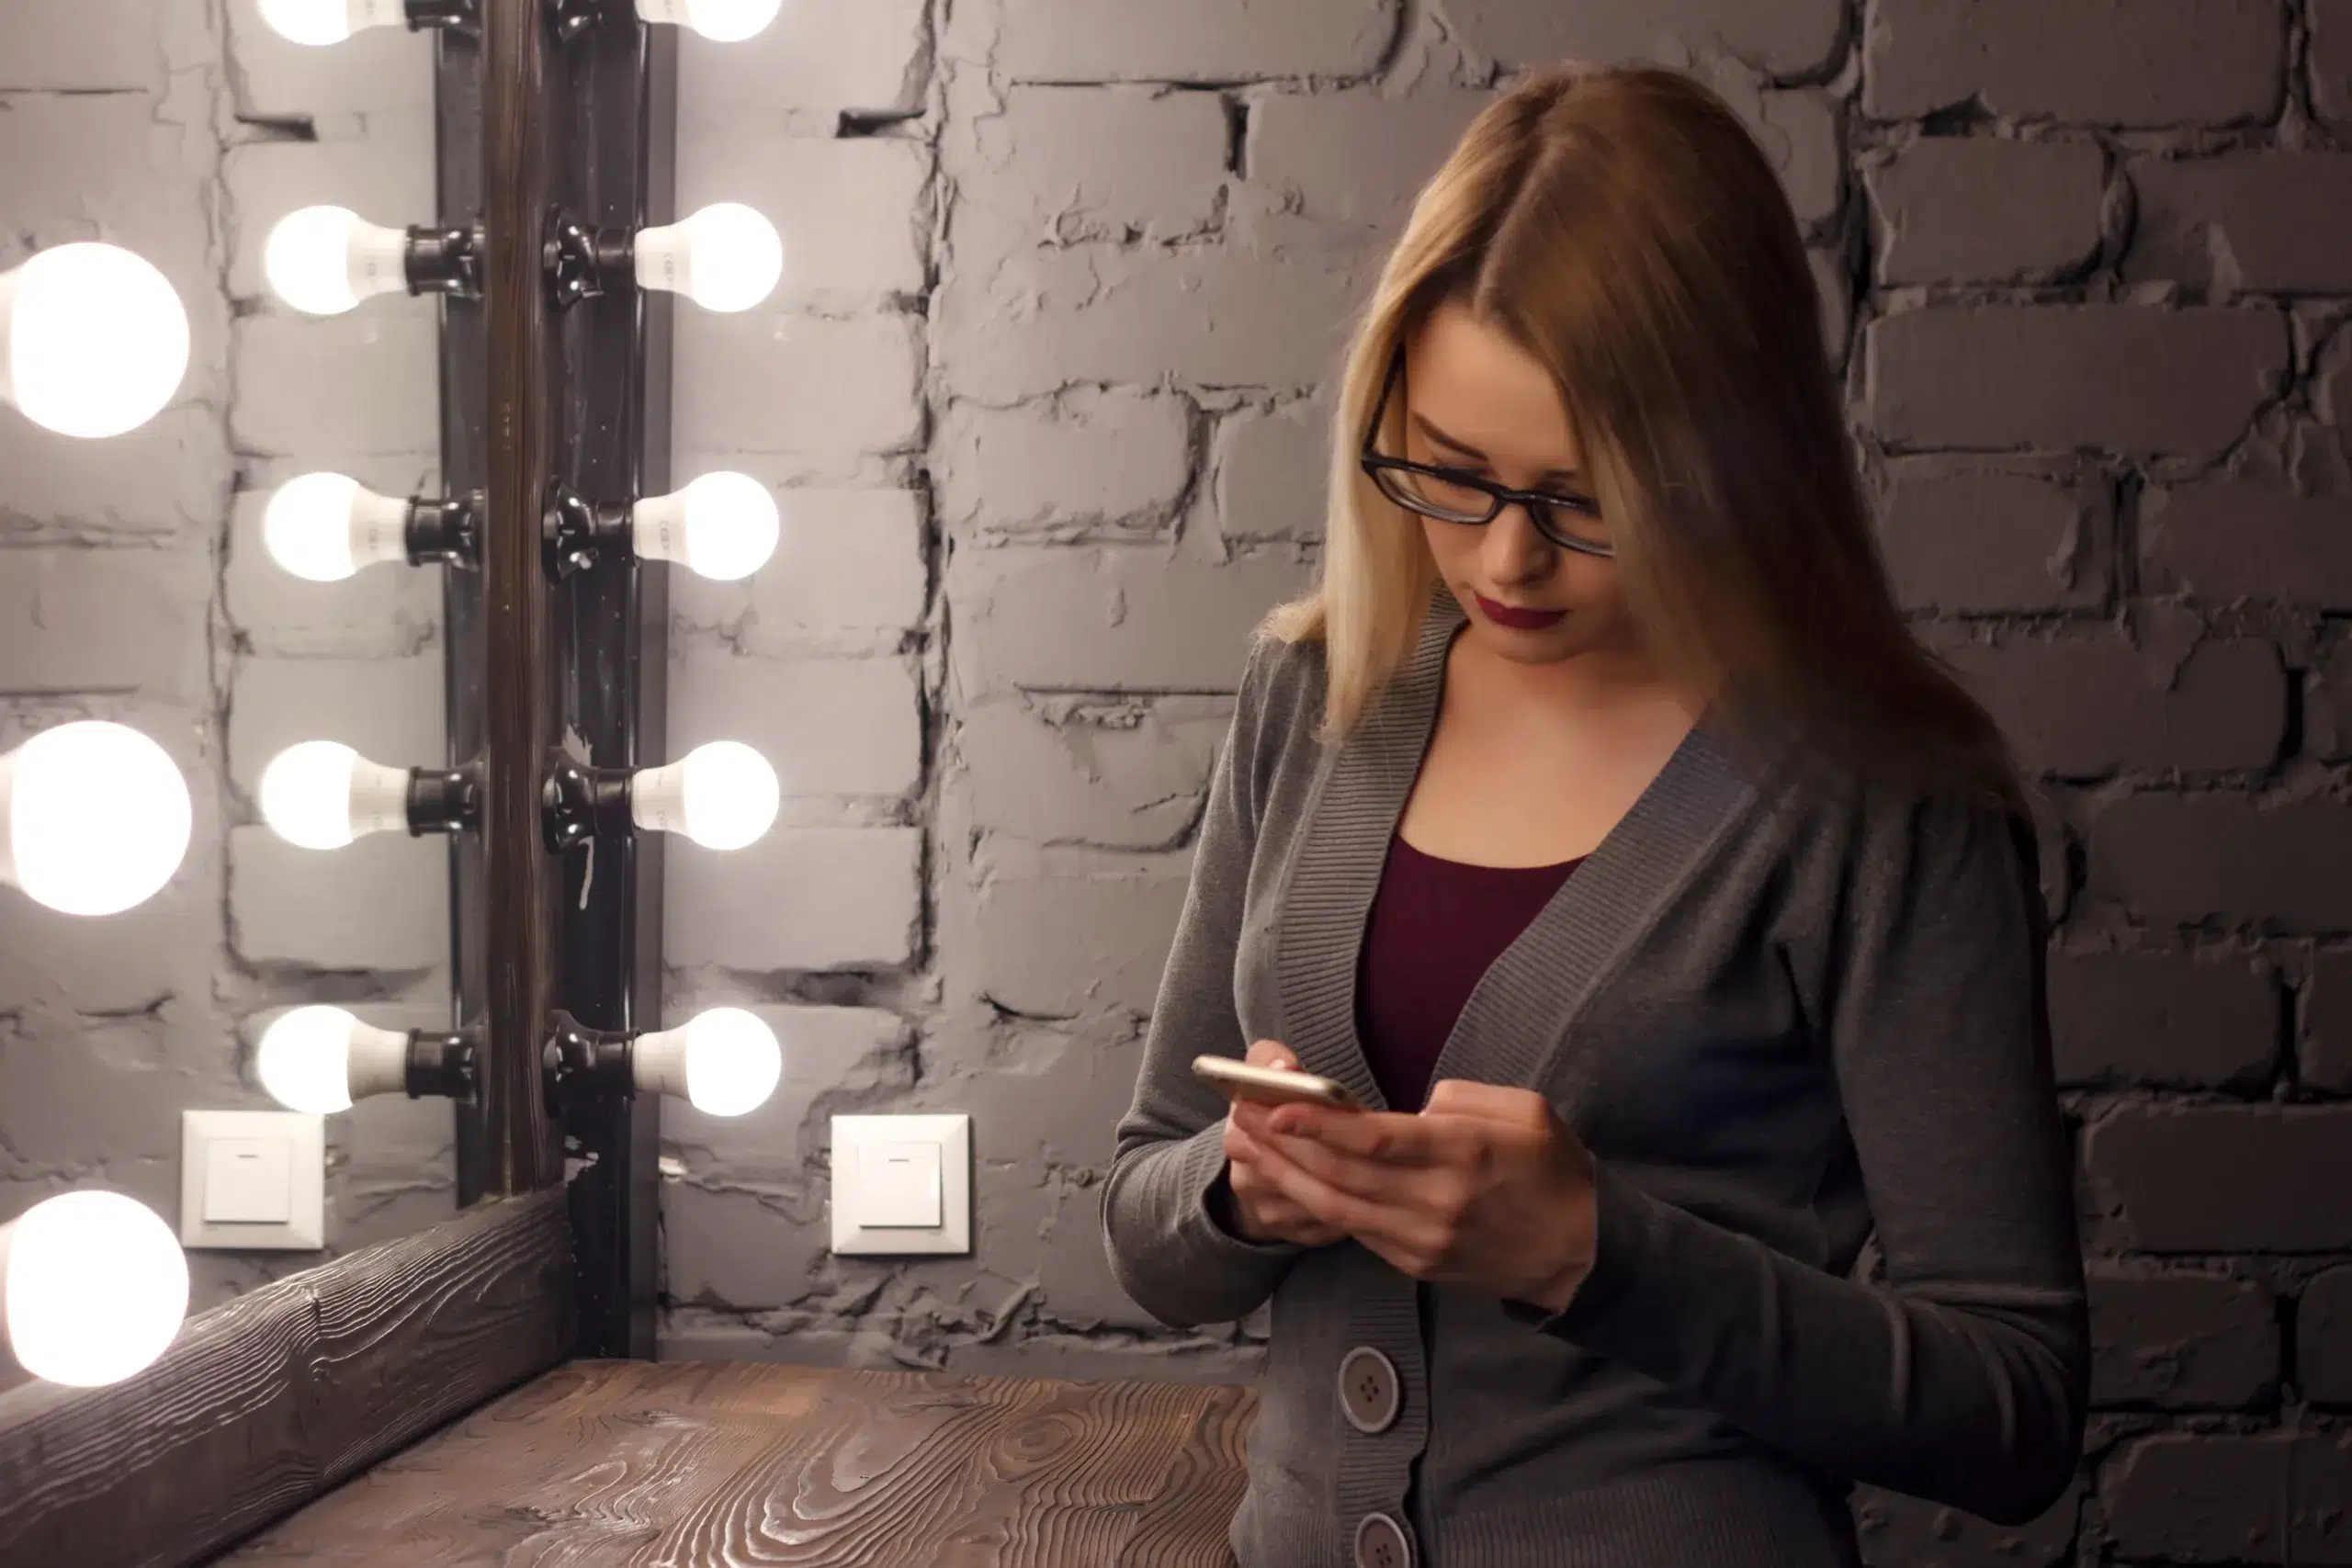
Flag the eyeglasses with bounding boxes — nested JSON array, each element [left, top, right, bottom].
[[1357, 349, 1614, 558]]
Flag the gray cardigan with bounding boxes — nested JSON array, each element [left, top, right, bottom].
[[1101, 595, 2089, 1568]]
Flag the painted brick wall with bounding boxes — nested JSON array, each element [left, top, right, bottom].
[[0, 0, 456, 1358], [659, 0, 2352, 1558]]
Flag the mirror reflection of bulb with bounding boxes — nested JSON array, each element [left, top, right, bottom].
[[634, 204, 783, 313], [634, 0, 783, 41], [255, 1005, 411, 1114], [0, 243, 191, 439], [256, 0, 409, 45], [0, 1190, 188, 1387], [634, 1008, 782, 1116], [633, 471, 779, 581], [0, 721, 192, 918], [263, 472, 412, 581], [630, 741, 778, 852], [264, 206, 410, 316], [259, 741, 410, 850]]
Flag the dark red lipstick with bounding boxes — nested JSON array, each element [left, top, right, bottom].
[[1474, 592, 1566, 631]]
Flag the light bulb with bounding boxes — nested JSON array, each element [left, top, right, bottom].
[[255, 1004, 410, 1114], [630, 740, 779, 851], [262, 472, 411, 581], [634, 204, 783, 313], [0, 721, 192, 917], [635, 1007, 782, 1116], [264, 206, 410, 315], [633, 471, 779, 581], [0, 243, 190, 439], [259, 740, 410, 850], [0, 1190, 188, 1386], [256, 0, 409, 44], [634, 0, 783, 41]]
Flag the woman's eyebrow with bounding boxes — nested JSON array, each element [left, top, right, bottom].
[[1409, 412, 1585, 484]]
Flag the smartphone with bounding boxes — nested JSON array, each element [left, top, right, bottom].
[[1192, 1055, 1362, 1111]]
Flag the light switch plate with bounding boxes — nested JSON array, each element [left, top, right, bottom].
[[181, 1110, 324, 1251], [830, 1113, 970, 1257]]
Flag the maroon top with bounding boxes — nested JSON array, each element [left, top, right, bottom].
[[1353, 836, 1582, 1111]]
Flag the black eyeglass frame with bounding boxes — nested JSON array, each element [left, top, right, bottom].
[[1357, 348, 1614, 558]]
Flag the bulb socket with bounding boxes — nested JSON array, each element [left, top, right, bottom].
[[403, 225, 482, 299], [545, 214, 636, 310], [404, 493, 481, 570], [404, 1030, 480, 1102], [542, 481, 633, 579], [541, 757, 635, 853], [404, 0, 481, 31], [542, 1010, 636, 1115], [404, 764, 481, 837]]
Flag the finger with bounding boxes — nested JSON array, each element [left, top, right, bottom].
[[1423, 1078, 1556, 1126], [1262, 1127, 1422, 1206], [1247, 1039, 1300, 1069], [1268, 1106, 1459, 1168], [1230, 1100, 1278, 1141]]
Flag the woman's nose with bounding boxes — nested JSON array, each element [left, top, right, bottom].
[[1483, 502, 1556, 585]]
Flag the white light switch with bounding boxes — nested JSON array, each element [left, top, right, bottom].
[[181, 1110, 325, 1251], [203, 1137, 293, 1224], [830, 1113, 970, 1257], [855, 1140, 943, 1229]]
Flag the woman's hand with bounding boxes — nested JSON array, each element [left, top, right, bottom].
[[1219, 1040, 1349, 1247], [1254, 1078, 1600, 1312]]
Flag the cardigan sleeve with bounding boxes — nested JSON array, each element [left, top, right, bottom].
[[1099, 636, 1306, 1329], [1510, 794, 2089, 1526]]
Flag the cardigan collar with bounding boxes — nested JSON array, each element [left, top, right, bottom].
[[1273, 588, 1757, 1112]]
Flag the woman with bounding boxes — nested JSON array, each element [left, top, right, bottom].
[[1100, 63, 2088, 1568]]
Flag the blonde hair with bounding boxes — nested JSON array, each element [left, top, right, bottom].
[[1267, 64, 2020, 808]]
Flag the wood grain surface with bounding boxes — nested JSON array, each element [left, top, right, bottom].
[[0, 1190, 572, 1568], [219, 1359, 1256, 1567]]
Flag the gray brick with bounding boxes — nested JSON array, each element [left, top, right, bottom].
[[0, 407, 231, 547], [673, 0, 924, 126], [665, 829, 922, 971], [997, 0, 1391, 82], [962, 859, 1191, 1018], [227, 655, 447, 796], [0, 92, 217, 288], [938, 247, 1368, 404], [2087, 1269, 2279, 1408], [1943, 635, 2282, 777], [230, 0, 436, 130], [673, 126, 929, 310], [2319, 0, 2352, 130], [663, 1185, 827, 1310], [1877, 462, 2110, 614], [948, 546, 1311, 696], [2141, 481, 2352, 609], [0, 0, 168, 89], [2300, 1267, 2352, 1405], [1247, 88, 1494, 238], [2084, 1104, 2352, 1251], [1451, 0, 1844, 75], [0, 1020, 240, 1176], [666, 486, 927, 650], [665, 650, 922, 801], [1851, 1475, 2082, 1567], [1867, 139, 2107, 285], [2126, 153, 2352, 294], [2102, 1432, 2352, 1563], [1809, 246, 1851, 366], [1217, 397, 1329, 547], [672, 313, 922, 460], [232, 315, 439, 457], [2311, 639, 2352, 764], [2049, 950, 2278, 1089], [0, 548, 210, 704], [929, 1024, 1141, 1177], [1864, 0, 2289, 127], [935, 391, 1193, 537], [229, 825, 448, 970], [1741, 88, 1845, 231], [222, 467, 445, 659], [2086, 794, 2352, 933], [957, 692, 1229, 852], [1864, 305, 2290, 458], [221, 124, 436, 301], [963, 88, 1228, 249], [328, 1088, 456, 1249], [2300, 950, 2352, 1093]]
